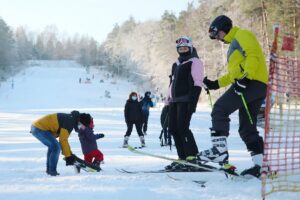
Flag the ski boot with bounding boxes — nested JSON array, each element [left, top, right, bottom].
[[197, 131, 229, 165], [123, 136, 129, 148], [140, 136, 146, 147], [240, 154, 263, 179], [164, 161, 188, 172]]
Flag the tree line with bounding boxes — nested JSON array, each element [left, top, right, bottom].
[[99, 0, 300, 99], [0, 19, 100, 81], [1, 0, 299, 96]]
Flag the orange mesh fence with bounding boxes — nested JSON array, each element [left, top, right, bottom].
[[262, 56, 300, 197]]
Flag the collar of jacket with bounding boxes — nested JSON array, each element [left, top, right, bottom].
[[224, 26, 240, 43]]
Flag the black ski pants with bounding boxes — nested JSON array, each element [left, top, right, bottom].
[[168, 102, 198, 159], [125, 121, 144, 137], [142, 113, 149, 133], [211, 80, 266, 154]]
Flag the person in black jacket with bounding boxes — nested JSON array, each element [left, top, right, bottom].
[[164, 36, 204, 171], [123, 92, 145, 147], [159, 105, 171, 146]]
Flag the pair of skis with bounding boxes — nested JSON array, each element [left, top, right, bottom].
[[125, 145, 246, 180], [116, 168, 207, 187]]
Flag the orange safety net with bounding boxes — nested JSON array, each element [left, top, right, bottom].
[[262, 56, 300, 197]]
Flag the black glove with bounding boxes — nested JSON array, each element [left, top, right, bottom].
[[65, 154, 76, 166], [234, 75, 250, 95], [96, 133, 105, 139], [203, 77, 219, 90]]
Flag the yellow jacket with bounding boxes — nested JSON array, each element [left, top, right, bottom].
[[218, 26, 268, 87], [32, 113, 74, 157]]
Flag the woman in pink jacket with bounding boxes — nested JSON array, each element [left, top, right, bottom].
[[164, 36, 204, 171]]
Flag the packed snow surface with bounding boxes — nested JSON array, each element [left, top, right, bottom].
[[0, 61, 297, 200]]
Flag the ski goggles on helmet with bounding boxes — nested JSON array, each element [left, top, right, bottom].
[[175, 36, 193, 48], [209, 26, 219, 39]]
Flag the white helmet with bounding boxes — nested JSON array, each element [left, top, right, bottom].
[[176, 36, 193, 48]]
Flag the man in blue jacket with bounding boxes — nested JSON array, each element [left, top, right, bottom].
[[141, 91, 154, 135]]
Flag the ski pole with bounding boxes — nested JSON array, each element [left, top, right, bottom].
[[207, 90, 213, 108], [204, 85, 213, 108], [240, 93, 253, 125]]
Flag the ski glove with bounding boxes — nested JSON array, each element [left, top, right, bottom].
[[234, 74, 250, 95], [96, 133, 105, 139], [65, 154, 76, 166], [203, 77, 219, 90]]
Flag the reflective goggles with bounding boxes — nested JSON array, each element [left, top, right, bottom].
[[176, 37, 190, 44], [209, 26, 219, 39]]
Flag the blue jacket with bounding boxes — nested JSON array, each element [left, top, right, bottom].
[[141, 96, 154, 115], [78, 127, 101, 155]]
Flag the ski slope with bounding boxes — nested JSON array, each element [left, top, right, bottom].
[[0, 60, 297, 200]]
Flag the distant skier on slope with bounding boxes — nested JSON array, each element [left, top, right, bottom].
[[123, 92, 145, 148], [30, 111, 81, 176], [77, 113, 105, 172], [164, 36, 204, 171], [191, 15, 268, 178], [140, 91, 154, 135]]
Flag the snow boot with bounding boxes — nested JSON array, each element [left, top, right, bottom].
[[240, 154, 263, 178], [48, 171, 60, 176], [93, 160, 102, 171], [197, 131, 229, 165], [123, 136, 129, 148], [140, 136, 146, 147]]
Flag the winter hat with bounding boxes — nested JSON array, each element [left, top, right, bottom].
[[144, 91, 151, 97], [79, 113, 92, 127]]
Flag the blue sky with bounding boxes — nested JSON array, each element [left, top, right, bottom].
[[0, 0, 198, 42]]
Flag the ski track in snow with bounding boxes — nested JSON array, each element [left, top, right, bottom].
[[0, 60, 297, 200]]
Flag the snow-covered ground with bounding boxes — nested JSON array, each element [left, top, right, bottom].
[[0, 60, 297, 200]]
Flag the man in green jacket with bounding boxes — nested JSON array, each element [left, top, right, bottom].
[[195, 15, 268, 178]]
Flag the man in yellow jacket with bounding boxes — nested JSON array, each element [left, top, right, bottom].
[[30, 110, 80, 176], [194, 15, 268, 178]]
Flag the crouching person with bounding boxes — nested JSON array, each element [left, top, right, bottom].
[[78, 113, 104, 170], [30, 110, 80, 176]]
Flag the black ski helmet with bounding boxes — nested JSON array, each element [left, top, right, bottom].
[[208, 15, 232, 39]]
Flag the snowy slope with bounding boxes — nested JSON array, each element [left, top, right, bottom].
[[0, 60, 297, 200]]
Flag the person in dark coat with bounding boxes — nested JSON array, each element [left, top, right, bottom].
[[123, 92, 145, 147], [141, 91, 154, 135], [159, 105, 172, 146], [78, 113, 104, 169], [164, 36, 204, 171]]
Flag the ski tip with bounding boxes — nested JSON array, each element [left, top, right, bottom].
[[127, 145, 135, 151]]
